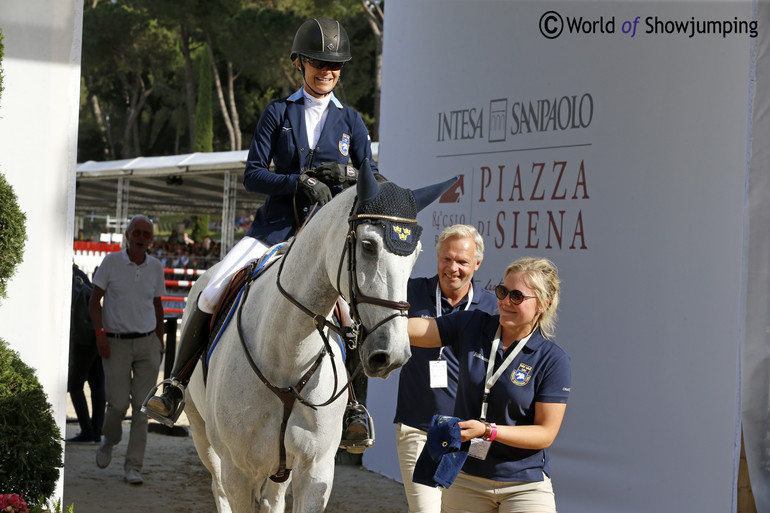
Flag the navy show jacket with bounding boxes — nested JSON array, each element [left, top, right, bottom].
[[243, 89, 377, 245]]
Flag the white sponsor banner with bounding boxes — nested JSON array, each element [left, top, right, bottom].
[[369, 2, 766, 512]]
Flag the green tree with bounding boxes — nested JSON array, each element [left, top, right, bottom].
[[0, 340, 64, 508], [80, 2, 181, 159], [77, 0, 381, 160], [0, 173, 27, 303], [189, 215, 210, 243], [194, 45, 213, 152]]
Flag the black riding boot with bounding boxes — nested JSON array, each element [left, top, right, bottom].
[[141, 302, 212, 426]]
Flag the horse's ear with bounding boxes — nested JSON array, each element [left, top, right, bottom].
[[413, 176, 459, 213], [356, 159, 380, 204]]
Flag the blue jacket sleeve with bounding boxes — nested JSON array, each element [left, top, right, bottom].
[[243, 101, 300, 196], [347, 110, 379, 174]]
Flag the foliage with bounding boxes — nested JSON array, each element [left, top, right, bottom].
[[0, 339, 64, 509], [78, 0, 380, 161], [189, 215, 210, 243], [194, 46, 213, 152], [79, 2, 182, 160], [0, 173, 27, 302], [30, 498, 75, 513]]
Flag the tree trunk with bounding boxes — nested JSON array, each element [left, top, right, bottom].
[[119, 73, 152, 158], [89, 94, 112, 159], [206, 32, 236, 151], [226, 61, 241, 149]]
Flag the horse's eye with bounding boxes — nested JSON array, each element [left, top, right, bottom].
[[360, 240, 377, 254]]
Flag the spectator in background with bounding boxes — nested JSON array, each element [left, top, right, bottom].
[[395, 225, 498, 512], [89, 215, 166, 485], [67, 264, 105, 444]]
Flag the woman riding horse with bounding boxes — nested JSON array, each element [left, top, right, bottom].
[[142, 17, 377, 449]]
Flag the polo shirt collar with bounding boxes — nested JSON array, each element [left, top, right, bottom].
[[487, 323, 548, 354], [431, 274, 482, 309], [120, 248, 147, 267]]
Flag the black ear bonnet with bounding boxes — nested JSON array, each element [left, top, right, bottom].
[[355, 182, 422, 256]]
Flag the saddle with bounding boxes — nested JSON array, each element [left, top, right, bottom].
[[201, 243, 287, 378]]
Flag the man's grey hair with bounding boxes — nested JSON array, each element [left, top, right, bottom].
[[126, 215, 154, 233], [436, 224, 484, 262]]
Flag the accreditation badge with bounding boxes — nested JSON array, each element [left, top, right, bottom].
[[429, 359, 448, 388], [468, 438, 491, 460]]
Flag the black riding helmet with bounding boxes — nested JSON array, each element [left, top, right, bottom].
[[290, 17, 352, 63]]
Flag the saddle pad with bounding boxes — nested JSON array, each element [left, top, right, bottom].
[[203, 244, 286, 373]]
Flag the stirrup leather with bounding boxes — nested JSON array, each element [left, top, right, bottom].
[[141, 379, 186, 428]]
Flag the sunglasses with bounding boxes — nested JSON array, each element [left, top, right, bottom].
[[301, 56, 344, 71], [494, 285, 536, 305], [131, 229, 153, 239]]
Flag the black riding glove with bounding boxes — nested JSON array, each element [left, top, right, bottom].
[[297, 173, 332, 206], [308, 162, 358, 186]]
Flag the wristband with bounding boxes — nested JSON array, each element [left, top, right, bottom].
[[95, 328, 106, 336], [488, 423, 498, 442], [482, 422, 492, 440]]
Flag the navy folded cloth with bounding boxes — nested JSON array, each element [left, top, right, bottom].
[[412, 414, 469, 488]]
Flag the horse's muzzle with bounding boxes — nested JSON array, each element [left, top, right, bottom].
[[361, 342, 411, 379]]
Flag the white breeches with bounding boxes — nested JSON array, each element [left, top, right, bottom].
[[197, 236, 269, 314]]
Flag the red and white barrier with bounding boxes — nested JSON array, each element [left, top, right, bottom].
[[164, 268, 205, 276]]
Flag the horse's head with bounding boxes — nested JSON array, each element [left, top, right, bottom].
[[342, 160, 457, 378]]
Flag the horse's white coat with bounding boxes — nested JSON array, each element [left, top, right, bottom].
[[183, 181, 420, 513]]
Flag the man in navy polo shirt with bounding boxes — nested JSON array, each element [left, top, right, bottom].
[[394, 225, 498, 513]]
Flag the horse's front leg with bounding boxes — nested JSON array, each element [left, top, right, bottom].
[[220, 458, 261, 513], [258, 478, 291, 513], [290, 460, 335, 513]]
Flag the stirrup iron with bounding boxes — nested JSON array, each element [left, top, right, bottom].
[[339, 403, 375, 454], [141, 379, 186, 428]]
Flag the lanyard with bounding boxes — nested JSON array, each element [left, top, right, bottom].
[[435, 282, 474, 360], [479, 327, 533, 421], [435, 281, 473, 317]]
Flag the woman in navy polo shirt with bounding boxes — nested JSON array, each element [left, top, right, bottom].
[[408, 257, 570, 513]]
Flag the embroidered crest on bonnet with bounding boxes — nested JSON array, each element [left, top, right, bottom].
[[355, 182, 423, 256]]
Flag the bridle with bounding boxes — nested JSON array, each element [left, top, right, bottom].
[[335, 207, 416, 343]]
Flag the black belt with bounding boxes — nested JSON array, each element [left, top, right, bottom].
[[105, 331, 155, 340]]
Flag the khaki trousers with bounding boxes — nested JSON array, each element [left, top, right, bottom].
[[101, 333, 161, 472], [396, 423, 443, 513]]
